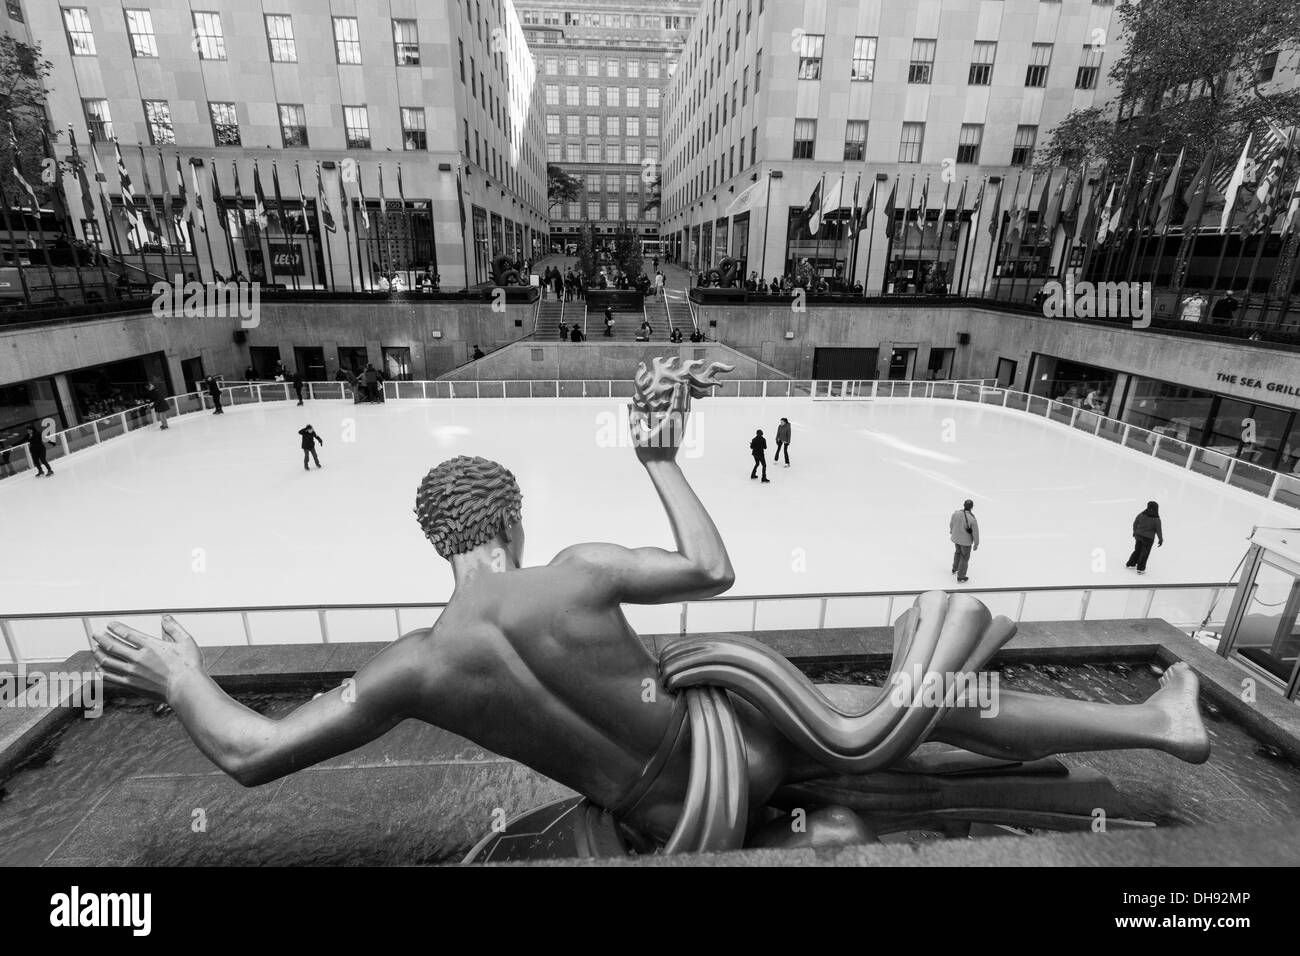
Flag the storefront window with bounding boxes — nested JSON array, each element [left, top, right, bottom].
[[1120, 376, 1215, 444], [1028, 355, 1117, 408], [382, 347, 413, 381], [0, 378, 64, 440], [1204, 399, 1293, 471]]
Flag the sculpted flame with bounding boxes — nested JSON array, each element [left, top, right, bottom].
[[632, 357, 735, 413]]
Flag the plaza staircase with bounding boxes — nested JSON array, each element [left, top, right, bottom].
[[537, 296, 567, 339]]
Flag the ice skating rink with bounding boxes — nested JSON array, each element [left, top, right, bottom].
[[1, 396, 1290, 622]]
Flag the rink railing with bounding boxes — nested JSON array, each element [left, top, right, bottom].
[[0, 581, 1235, 664], [4, 376, 1299, 512]]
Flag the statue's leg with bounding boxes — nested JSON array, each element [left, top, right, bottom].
[[930, 662, 1209, 764]]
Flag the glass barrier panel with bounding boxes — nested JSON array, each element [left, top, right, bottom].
[[243, 609, 323, 645], [714, 381, 741, 398], [324, 608, 400, 644], [532, 381, 558, 398], [40, 437, 68, 461], [581, 380, 607, 397], [971, 591, 1022, 620], [1227, 459, 1274, 498], [764, 380, 793, 398], [874, 381, 896, 399], [96, 415, 125, 441], [125, 407, 152, 432], [1146, 588, 1222, 629], [1227, 563, 1299, 684], [310, 383, 344, 401], [1072, 410, 1102, 433], [426, 381, 452, 399], [737, 380, 763, 398], [396, 381, 423, 400], [1004, 391, 1029, 412], [791, 381, 814, 397], [825, 595, 903, 628], [258, 385, 289, 403], [1096, 418, 1125, 444], [488, 382, 512, 399], [1027, 394, 1050, 417], [1018, 589, 1086, 622], [9, 617, 91, 663], [1124, 427, 1158, 455], [397, 607, 443, 634], [1083, 588, 1151, 621], [450, 382, 478, 398], [504, 381, 531, 398], [0, 443, 33, 478], [979, 387, 1002, 405], [1154, 435, 1193, 466], [683, 600, 758, 634], [620, 603, 681, 637], [1047, 402, 1074, 425], [228, 385, 256, 406], [63, 423, 98, 453], [611, 380, 637, 399], [558, 381, 584, 398], [753, 598, 822, 632], [139, 611, 247, 647], [1273, 473, 1300, 509], [1189, 446, 1232, 479], [175, 392, 205, 414]]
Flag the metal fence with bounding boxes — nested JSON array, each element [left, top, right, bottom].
[[0, 582, 1235, 665]]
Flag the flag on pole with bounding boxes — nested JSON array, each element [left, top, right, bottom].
[[934, 179, 949, 244], [1009, 173, 1030, 243], [949, 179, 966, 245], [847, 173, 861, 233], [818, 174, 844, 226], [67, 126, 97, 226], [209, 158, 228, 232], [455, 166, 466, 233], [1096, 184, 1117, 243], [182, 155, 205, 233], [967, 178, 985, 239], [37, 127, 71, 228], [1281, 170, 1300, 237], [316, 162, 336, 234], [272, 160, 288, 235], [856, 179, 875, 235], [1221, 133, 1254, 233], [1059, 167, 1084, 235], [136, 143, 156, 244], [1154, 149, 1185, 233], [113, 139, 140, 234], [355, 163, 371, 232], [1107, 156, 1136, 237], [1034, 172, 1052, 244], [1181, 151, 1216, 228], [89, 140, 112, 211], [882, 179, 898, 240], [1242, 131, 1293, 236], [7, 121, 41, 215], [725, 175, 766, 216], [252, 160, 270, 230], [804, 179, 823, 234], [986, 177, 1003, 238], [913, 177, 928, 232]]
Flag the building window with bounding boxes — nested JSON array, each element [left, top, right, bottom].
[[193, 12, 226, 60], [626, 174, 637, 192], [969, 40, 995, 85], [209, 102, 241, 146], [62, 7, 96, 56], [458, 40, 465, 81], [545, 85, 558, 105], [562, 86, 577, 106], [607, 87, 620, 107], [627, 116, 640, 137], [83, 98, 111, 141], [588, 201, 600, 219], [647, 117, 659, 137], [648, 60, 661, 79], [140, 100, 173, 144], [898, 122, 924, 163], [647, 88, 660, 108], [607, 116, 620, 136], [264, 14, 296, 63], [333, 17, 361, 64], [393, 19, 419, 65], [565, 56, 578, 76], [546, 114, 560, 136], [604, 144, 619, 163], [627, 87, 641, 108], [545, 56, 558, 74], [565, 144, 579, 162], [1076, 45, 1102, 89], [343, 106, 371, 149], [957, 124, 982, 163], [626, 144, 641, 163], [567, 202, 579, 219], [125, 9, 157, 58], [546, 143, 561, 161], [402, 107, 427, 150], [584, 143, 599, 163], [628, 60, 640, 79], [796, 33, 823, 80], [908, 39, 936, 84], [586, 57, 599, 76], [607, 59, 619, 77], [752, 126, 758, 164], [1026, 43, 1052, 87], [581, 116, 594, 136], [279, 104, 308, 147], [843, 120, 867, 161], [1258, 51, 1279, 83], [852, 36, 877, 81], [792, 118, 816, 159], [586, 87, 599, 106], [1011, 125, 1037, 165]]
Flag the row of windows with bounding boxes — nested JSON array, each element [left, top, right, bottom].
[[541, 56, 666, 79], [543, 85, 661, 108], [545, 115, 661, 137], [788, 119, 1038, 165], [556, 201, 658, 221], [545, 143, 661, 164], [791, 34, 1102, 90], [83, 98, 428, 152], [62, 8, 425, 67], [521, 11, 692, 31]]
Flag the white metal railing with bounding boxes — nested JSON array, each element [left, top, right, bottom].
[[4, 377, 1298, 510], [0, 582, 1236, 665]]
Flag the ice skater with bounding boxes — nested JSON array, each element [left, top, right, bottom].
[[749, 428, 769, 482], [298, 425, 323, 470], [949, 498, 979, 582], [1126, 501, 1164, 574], [144, 382, 169, 429], [774, 417, 791, 466], [292, 370, 305, 406], [205, 376, 224, 414], [25, 425, 53, 477]]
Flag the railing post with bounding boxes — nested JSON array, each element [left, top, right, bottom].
[[1151, 435, 1161, 457], [1094, 415, 1102, 436], [1015, 591, 1026, 622], [241, 611, 254, 645], [394, 607, 402, 639], [82, 617, 95, 653], [318, 609, 331, 644], [762, 379, 768, 398], [750, 601, 758, 633], [871, 380, 878, 399], [1141, 589, 1156, 618], [679, 603, 688, 637], [1069, 407, 1079, 429], [1002, 389, 1009, 407], [1122, 423, 1131, 447], [92, 420, 101, 445], [818, 597, 828, 629], [60, 433, 70, 457], [1224, 459, 1237, 485], [0, 619, 20, 663], [1186, 446, 1198, 469], [1078, 589, 1092, 621], [1269, 472, 1283, 499], [884, 595, 895, 626]]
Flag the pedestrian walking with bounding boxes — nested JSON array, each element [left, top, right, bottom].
[[774, 417, 791, 466], [292, 369, 305, 406], [145, 382, 170, 429], [298, 424, 323, 470], [206, 376, 224, 414], [1126, 501, 1164, 574], [473, 344, 485, 360], [25, 425, 54, 477], [749, 429, 769, 482], [949, 499, 980, 582], [604, 307, 614, 337]]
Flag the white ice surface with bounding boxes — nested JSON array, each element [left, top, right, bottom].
[[0, 397, 1289, 626]]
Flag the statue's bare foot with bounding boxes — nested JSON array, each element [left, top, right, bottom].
[[1148, 662, 1210, 764]]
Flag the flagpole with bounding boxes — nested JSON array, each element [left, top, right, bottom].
[[812, 172, 826, 287], [1241, 136, 1293, 326], [293, 161, 313, 290], [68, 127, 112, 295], [1125, 154, 1162, 285], [935, 177, 951, 290], [88, 141, 125, 281], [253, 158, 278, 289], [8, 118, 62, 301], [1099, 156, 1135, 284], [135, 142, 170, 288], [192, 160, 216, 284], [311, 162, 337, 292], [982, 177, 1005, 297], [956, 177, 975, 296], [0, 185, 32, 306], [901, 174, 914, 293], [154, 148, 183, 283], [397, 163, 416, 287], [273, 158, 298, 292], [1170, 154, 1218, 319], [994, 172, 1022, 300], [865, 179, 880, 294], [339, 172, 356, 293], [759, 171, 773, 279], [210, 158, 237, 278], [46, 129, 89, 303], [848, 172, 863, 289]]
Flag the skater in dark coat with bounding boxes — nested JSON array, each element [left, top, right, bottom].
[[774, 417, 791, 465], [298, 425, 323, 470], [26, 425, 53, 476], [206, 376, 224, 414], [145, 383, 170, 429], [749, 429, 769, 482], [1126, 501, 1164, 574], [292, 370, 305, 406]]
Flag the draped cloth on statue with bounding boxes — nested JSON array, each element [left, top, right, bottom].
[[657, 592, 1017, 854]]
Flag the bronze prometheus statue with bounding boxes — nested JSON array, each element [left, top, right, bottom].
[[92, 357, 1210, 857]]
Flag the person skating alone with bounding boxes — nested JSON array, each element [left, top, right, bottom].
[[1126, 501, 1164, 574], [25, 425, 54, 477], [774, 417, 792, 466], [750, 429, 769, 482], [604, 307, 614, 337], [292, 370, 305, 406], [206, 376, 224, 414], [949, 499, 980, 582], [145, 382, 170, 429], [298, 425, 323, 470]]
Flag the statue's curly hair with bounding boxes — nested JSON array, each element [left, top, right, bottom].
[[413, 456, 523, 559]]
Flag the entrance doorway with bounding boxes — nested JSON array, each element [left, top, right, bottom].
[[180, 356, 205, 394], [996, 357, 1018, 389], [812, 347, 879, 380], [293, 347, 327, 381], [887, 348, 916, 380]]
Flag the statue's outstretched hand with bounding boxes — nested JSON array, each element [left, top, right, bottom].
[[629, 382, 689, 463], [92, 616, 204, 703]]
